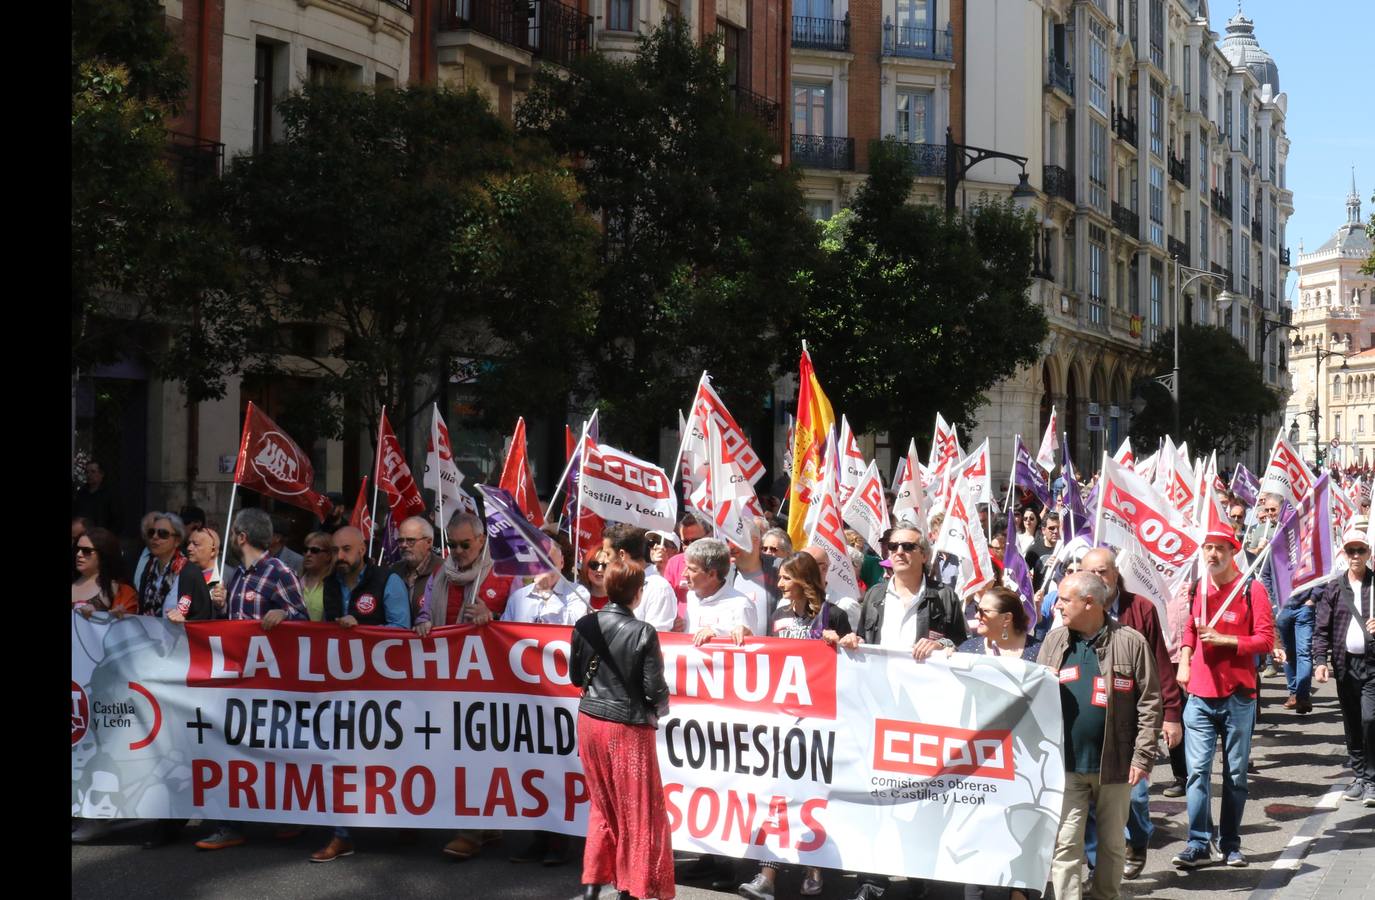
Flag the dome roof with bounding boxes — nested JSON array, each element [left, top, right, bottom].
[[1315, 174, 1370, 256], [1220, 10, 1279, 91]]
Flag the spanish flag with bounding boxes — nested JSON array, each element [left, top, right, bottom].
[[787, 346, 836, 548]]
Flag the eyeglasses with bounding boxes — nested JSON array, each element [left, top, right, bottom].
[[761, 544, 785, 555], [1229, 515, 1246, 523], [304, 546, 333, 555], [75, 546, 96, 557], [975, 607, 1001, 619], [587, 561, 608, 572], [146, 528, 174, 540], [889, 541, 919, 554], [397, 537, 429, 546], [446, 539, 475, 552], [1346, 546, 1371, 556]]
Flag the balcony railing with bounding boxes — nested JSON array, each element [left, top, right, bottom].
[[1251, 285, 1264, 305], [383, 0, 412, 11], [1167, 235, 1189, 265], [1168, 153, 1188, 185], [441, 0, 531, 52], [792, 15, 850, 52], [1046, 52, 1074, 96], [1251, 215, 1263, 238], [1208, 263, 1235, 292], [1043, 164, 1075, 204], [1112, 105, 1137, 148], [791, 134, 855, 171], [732, 85, 782, 150], [1280, 247, 1291, 265], [531, 0, 593, 68], [881, 21, 953, 60], [165, 131, 224, 194], [1112, 202, 1139, 237], [1210, 187, 1232, 220], [893, 141, 946, 178]]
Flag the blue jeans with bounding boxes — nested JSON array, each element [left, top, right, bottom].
[[1184, 693, 1255, 852], [1275, 603, 1314, 700], [1084, 775, 1152, 866]]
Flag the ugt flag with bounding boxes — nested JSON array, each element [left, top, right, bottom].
[[1229, 463, 1260, 508], [497, 417, 544, 527], [376, 409, 426, 522], [349, 477, 372, 543], [233, 402, 333, 519], [1013, 435, 1051, 510], [1266, 473, 1338, 603], [475, 486, 559, 579]]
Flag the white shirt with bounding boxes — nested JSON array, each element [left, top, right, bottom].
[[1346, 575, 1371, 655], [501, 576, 589, 625], [686, 581, 755, 637], [877, 577, 926, 650], [1016, 532, 1035, 555], [636, 569, 678, 632], [732, 567, 771, 638]]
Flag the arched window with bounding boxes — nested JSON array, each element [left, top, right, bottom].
[[1332, 374, 1342, 399]]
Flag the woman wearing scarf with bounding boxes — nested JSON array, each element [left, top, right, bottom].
[[136, 512, 211, 620]]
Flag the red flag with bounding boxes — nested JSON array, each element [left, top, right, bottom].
[[233, 402, 332, 518], [349, 476, 373, 542], [376, 410, 426, 522], [564, 425, 575, 463], [498, 417, 545, 526]]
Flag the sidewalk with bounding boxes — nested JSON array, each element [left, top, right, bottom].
[[1254, 798, 1375, 900]]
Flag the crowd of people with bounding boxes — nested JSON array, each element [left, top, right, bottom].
[[71, 460, 1375, 900]]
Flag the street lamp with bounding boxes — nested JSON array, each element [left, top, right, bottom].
[[1169, 255, 1228, 438], [944, 127, 1031, 212], [1289, 334, 1350, 469]]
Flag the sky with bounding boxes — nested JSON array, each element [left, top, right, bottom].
[[1208, 1, 1375, 300]]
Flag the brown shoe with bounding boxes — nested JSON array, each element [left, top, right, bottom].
[[443, 835, 481, 860], [309, 837, 354, 862], [1296, 698, 1313, 715], [1283, 694, 1297, 709]]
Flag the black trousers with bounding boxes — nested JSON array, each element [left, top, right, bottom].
[[1337, 654, 1375, 783]]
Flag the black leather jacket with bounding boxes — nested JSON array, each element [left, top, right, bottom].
[[570, 603, 670, 727]]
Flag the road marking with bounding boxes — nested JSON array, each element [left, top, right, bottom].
[[1248, 787, 1348, 899], [1315, 787, 1342, 811]]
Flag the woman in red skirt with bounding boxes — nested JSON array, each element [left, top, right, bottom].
[[571, 559, 674, 900]]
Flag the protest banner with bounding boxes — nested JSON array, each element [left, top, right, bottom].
[[72, 615, 1063, 890]]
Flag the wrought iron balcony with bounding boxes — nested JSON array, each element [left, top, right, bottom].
[[531, 0, 593, 68], [1210, 187, 1232, 220], [441, 0, 532, 52], [1168, 152, 1188, 186], [1112, 202, 1139, 237], [165, 131, 223, 194], [1043, 164, 1075, 204], [1251, 215, 1263, 238], [791, 134, 855, 171], [732, 85, 782, 150], [881, 21, 953, 60], [1280, 247, 1291, 266], [893, 141, 947, 177], [1251, 285, 1264, 305], [1046, 52, 1074, 96], [383, 0, 412, 10], [792, 15, 850, 52], [1112, 105, 1137, 148], [1167, 235, 1189, 265]]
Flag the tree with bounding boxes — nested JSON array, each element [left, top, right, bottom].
[[517, 18, 820, 454], [218, 84, 601, 444], [1129, 323, 1281, 455], [72, 0, 248, 398], [802, 139, 1046, 448], [1363, 189, 1375, 276]]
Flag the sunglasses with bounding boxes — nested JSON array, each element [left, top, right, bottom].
[[761, 544, 785, 555], [304, 546, 333, 555], [397, 537, 429, 546], [75, 546, 96, 557], [976, 607, 1002, 619], [146, 528, 174, 540], [1346, 546, 1370, 555], [587, 561, 608, 572], [446, 539, 476, 552], [889, 541, 919, 554]]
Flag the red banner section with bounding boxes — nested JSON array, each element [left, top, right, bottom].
[[184, 623, 838, 719]]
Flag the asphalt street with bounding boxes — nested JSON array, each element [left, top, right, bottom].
[[72, 673, 1372, 900]]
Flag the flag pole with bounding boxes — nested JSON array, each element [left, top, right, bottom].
[[376, 511, 387, 566], [1205, 542, 1274, 630], [573, 418, 589, 558], [671, 373, 708, 496], [218, 481, 238, 579], [368, 405, 385, 558], [546, 419, 591, 527], [434, 407, 446, 559]]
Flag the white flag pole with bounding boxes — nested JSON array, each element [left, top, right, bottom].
[[671, 372, 709, 494], [573, 419, 590, 558], [1205, 542, 1274, 630], [434, 406, 446, 558], [218, 481, 238, 580], [367, 405, 385, 558], [552, 417, 592, 531]]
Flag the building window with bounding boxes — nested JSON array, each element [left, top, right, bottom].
[[1333, 375, 1342, 399], [1089, 119, 1108, 211], [1150, 79, 1164, 157], [1148, 0, 1163, 68], [1224, 90, 1233, 144], [896, 90, 933, 144], [1088, 19, 1108, 113], [253, 42, 277, 155], [306, 51, 353, 86], [1150, 261, 1163, 343], [1334, 413, 1341, 439], [1359, 414, 1366, 434], [1240, 101, 1250, 154], [897, 0, 933, 31], [1269, 134, 1277, 181], [607, 0, 633, 32], [1149, 166, 1164, 246], [717, 20, 745, 88], [792, 84, 831, 137], [1089, 227, 1107, 325], [806, 199, 834, 221]]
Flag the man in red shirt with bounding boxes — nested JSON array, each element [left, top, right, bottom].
[[1172, 519, 1275, 869]]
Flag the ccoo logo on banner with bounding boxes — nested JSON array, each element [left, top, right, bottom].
[[72, 617, 1064, 890]]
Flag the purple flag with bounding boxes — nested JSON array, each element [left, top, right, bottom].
[[1060, 444, 1093, 542], [1266, 473, 1336, 602], [1003, 502, 1036, 626], [1230, 463, 1260, 508], [1013, 435, 1051, 509], [478, 485, 559, 578], [377, 512, 403, 568]]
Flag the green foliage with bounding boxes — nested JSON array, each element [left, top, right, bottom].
[[1363, 190, 1375, 276], [802, 139, 1046, 449], [1129, 323, 1281, 455], [71, 0, 187, 105], [517, 17, 819, 453], [219, 84, 600, 440]]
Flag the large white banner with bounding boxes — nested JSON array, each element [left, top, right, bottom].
[[73, 617, 1064, 889]]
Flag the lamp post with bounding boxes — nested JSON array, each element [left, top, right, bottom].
[[1256, 315, 1298, 471], [1289, 335, 1350, 469], [944, 127, 1033, 213], [1169, 255, 1228, 439]]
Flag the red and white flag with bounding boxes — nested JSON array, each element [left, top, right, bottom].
[[233, 402, 333, 519], [954, 438, 992, 507], [349, 476, 373, 542], [498, 417, 544, 527], [933, 469, 995, 598], [1113, 437, 1135, 470], [376, 409, 426, 522], [891, 438, 929, 529], [690, 417, 755, 551], [579, 439, 677, 532], [1258, 432, 1317, 510], [423, 404, 476, 523], [806, 429, 862, 613], [837, 415, 868, 507], [930, 413, 962, 476], [842, 459, 891, 556], [682, 374, 766, 495], [1036, 407, 1059, 474]]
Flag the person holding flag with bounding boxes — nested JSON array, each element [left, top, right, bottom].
[[1172, 511, 1276, 869]]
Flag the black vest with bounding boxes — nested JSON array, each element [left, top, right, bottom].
[[323, 564, 393, 625]]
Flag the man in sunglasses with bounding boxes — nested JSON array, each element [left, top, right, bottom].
[[1313, 522, 1375, 807]]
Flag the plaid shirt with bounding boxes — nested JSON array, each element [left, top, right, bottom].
[[227, 554, 308, 621]]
